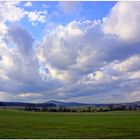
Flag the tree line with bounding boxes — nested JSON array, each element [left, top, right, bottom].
[[24, 104, 140, 112]]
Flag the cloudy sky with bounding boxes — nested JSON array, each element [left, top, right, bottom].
[[0, 1, 140, 103]]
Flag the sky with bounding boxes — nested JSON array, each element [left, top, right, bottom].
[[0, 1, 140, 103]]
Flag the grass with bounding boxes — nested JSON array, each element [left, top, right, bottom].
[[0, 109, 140, 138]]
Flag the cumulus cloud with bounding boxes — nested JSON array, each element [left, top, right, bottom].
[[36, 2, 140, 103], [0, 24, 61, 102], [103, 2, 140, 43], [37, 19, 136, 83]]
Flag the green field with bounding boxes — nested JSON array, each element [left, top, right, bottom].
[[0, 110, 140, 138]]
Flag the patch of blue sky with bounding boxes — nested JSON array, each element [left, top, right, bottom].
[[20, 18, 46, 42], [79, 1, 116, 20]]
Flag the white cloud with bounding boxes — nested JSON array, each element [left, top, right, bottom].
[[113, 55, 140, 72], [37, 21, 88, 81], [24, 1, 32, 7], [26, 10, 47, 24], [0, 23, 8, 36], [0, 2, 25, 23], [19, 93, 42, 97], [103, 2, 140, 43], [37, 20, 116, 83]]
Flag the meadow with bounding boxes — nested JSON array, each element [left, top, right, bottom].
[[0, 109, 140, 139]]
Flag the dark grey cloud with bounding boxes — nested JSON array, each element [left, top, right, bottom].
[[8, 24, 34, 55]]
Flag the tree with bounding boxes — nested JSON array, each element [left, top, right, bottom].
[[99, 108, 103, 112], [128, 106, 132, 110], [87, 106, 92, 112], [109, 104, 114, 111], [25, 104, 35, 111], [58, 106, 67, 112], [120, 105, 126, 110]]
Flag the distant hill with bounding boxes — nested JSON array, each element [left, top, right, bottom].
[[0, 101, 56, 108], [0, 100, 140, 108], [133, 101, 140, 104], [46, 100, 140, 108], [47, 100, 91, 107]]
